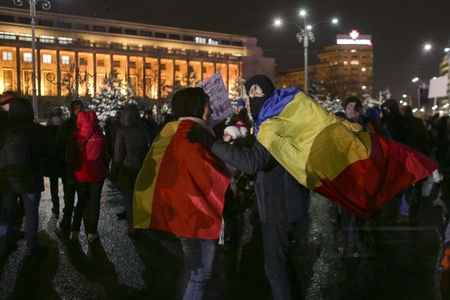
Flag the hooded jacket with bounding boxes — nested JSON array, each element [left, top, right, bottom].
[[66, 111, 109, 182], [111, 104, 151, 188], [0, 98, 55, 194]]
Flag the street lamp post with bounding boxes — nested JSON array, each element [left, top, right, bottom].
[[412, 77, 429, 111], [275, 11, 337, 93], [13, 0, 51, 122]]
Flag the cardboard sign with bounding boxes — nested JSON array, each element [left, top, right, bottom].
[[196, 72, 234, 128]]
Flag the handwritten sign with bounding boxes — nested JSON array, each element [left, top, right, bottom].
[[196, 72, 234, 128]]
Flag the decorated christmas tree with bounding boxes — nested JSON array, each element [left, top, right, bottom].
[[89, 70, 136, 123], [317, 94, 344, 114]]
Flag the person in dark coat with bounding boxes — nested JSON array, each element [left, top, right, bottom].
[[44, 107, 65, 216], [0, 98, 55, 257], [381, 99, 428, 223], [187, 75, 310, 299], [55, 99, 85, 230], [111, 104, 152, 235], [141, 108, 158, 140], [104, 110, 121, 161]]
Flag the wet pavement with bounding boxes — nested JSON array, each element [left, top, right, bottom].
[[0, 178, 448, 300]]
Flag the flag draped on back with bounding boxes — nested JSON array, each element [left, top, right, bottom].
[[256, 87, 438, 222], [133, 118, 230, 239]]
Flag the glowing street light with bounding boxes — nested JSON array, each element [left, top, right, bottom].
[[274, 10, 338, 92], [13, 0, 51, 122]]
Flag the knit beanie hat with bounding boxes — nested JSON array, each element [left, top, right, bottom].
[[344, 96, 362, 111], [236, 99, 246, 108], [70, 99, 84, 110], [244, 74, 275, 121]]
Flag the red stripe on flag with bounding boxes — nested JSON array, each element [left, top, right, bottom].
[[149, 120, 230, 238], [315, 134, 438, 223]]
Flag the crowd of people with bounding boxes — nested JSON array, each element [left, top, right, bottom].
[[0, 74, 449, 299]]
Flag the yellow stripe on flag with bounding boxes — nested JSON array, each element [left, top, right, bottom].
[[133, 121, 180, 229], [258, 91, 371, 189]]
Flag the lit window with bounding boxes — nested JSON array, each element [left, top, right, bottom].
[[343, 61, 348, 65], [23, 53, 32, 63], [61, 55, 70, 65], [350, 60, 359, 65], [39, 35, 55, 43], [0, 31, 15, 40], [361, 67, 366, 72], [351, 49, 357, 52], [195, 37, 206, 44], [2, 51, 13, 61], [208, 39, 219, 45], [58, 37, 73, 45], [19, 34, 32, 42], [43, 54, 52, 64]]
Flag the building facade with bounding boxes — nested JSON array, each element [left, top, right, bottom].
[[438, 51, 449, 105], [0, 7, 275, 115], [275, 30, 373, 101]]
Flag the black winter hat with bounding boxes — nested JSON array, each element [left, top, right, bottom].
[[344, 96, 362, 111], [381, 99, 400, 114], [244, 74, 275, 120], [70, 99, 84, 110]]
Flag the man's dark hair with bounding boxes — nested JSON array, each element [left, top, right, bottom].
[[171, 87, 209, 119]]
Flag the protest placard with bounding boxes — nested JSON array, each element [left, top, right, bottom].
[[196, 72, 234, 128]]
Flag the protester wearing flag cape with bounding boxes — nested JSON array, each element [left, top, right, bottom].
[[133, 87, 230, 299], [186, 74, 438, 299]]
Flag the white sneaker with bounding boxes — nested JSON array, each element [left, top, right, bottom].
[[70, 231, 79, 241], [88, 233, 99, 242]]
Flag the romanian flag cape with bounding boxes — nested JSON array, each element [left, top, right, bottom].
[[256, 87, 438, 221], [133, 118, 230, 239]]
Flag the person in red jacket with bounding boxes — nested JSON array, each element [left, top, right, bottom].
[[66, 111, 109, 242]]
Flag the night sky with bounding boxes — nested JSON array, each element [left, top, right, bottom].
[[3, 0, 450, 104]]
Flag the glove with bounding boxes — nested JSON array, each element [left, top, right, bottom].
[[186, 126, 218, 151]]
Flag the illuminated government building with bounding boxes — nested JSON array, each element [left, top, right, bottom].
[[0, 6, 275, 115], [275, 30, 373, 100]]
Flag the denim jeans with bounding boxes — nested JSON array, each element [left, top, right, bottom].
[[399, 188, 411, 216], [261, 221, 297, 300], [176, 237, 218, 300], [22, 193, 41, 250], [1, 193, 41, 250], [0, 194, 18, 251]]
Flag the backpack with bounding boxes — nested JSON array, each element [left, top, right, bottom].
[[0, 127, 33, 177]]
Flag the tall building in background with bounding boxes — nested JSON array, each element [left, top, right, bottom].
[[275, 30, 373, 101], [0, 7, 274, 115], [438, 51, 449, 105]]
